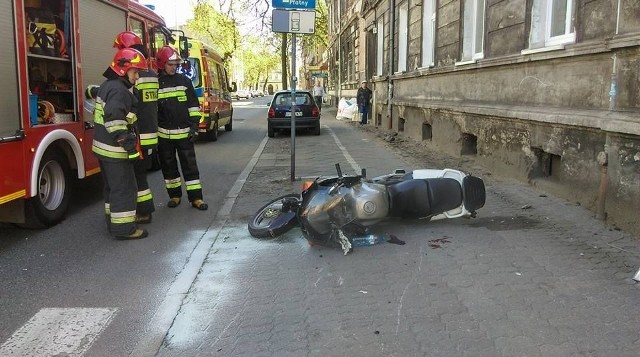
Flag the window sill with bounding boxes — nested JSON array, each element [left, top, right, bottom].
[[454, 60, 475, 66], [521, 44, 565, 55]]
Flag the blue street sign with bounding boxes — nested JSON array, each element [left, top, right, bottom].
[[272, 0, 316, 9]]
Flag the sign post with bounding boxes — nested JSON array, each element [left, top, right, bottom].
[[271, 1, 316, 181], [290, 33, 297, 182]]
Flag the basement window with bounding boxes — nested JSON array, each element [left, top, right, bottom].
[[531, 147, 562, 178], [376, 113, 382, 126], [461, 133, 477, 155], [422, 123, 432, 141], [398, 117, 405, 132]]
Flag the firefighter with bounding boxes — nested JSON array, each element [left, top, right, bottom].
[[113, 31, 158, 224], [92, 48, 149, 239], [156, 46, 208, 210]]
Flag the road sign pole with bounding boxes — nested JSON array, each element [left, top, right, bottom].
[[290, 33, 297, 182]]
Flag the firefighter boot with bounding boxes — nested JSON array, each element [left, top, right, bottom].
[[191, 199, 208, 211], [136, 213, 152, 224], [167, 197, 181, 208], [115, 229, 148, 240]]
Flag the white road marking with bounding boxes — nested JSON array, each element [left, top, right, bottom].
[[325, 125, 361, 174], [130, 136, 270, 357], [0, 308, 117, 357]]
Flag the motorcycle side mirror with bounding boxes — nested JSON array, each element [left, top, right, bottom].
[[335, 163, 343, 178]]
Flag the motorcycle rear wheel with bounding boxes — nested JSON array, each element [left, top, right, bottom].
[[248, 194, 300, 238]]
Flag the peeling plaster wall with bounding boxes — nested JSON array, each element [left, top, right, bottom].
[[393, 53, 613, 109], [486, 0, 526, 57], [436, 0, 461, 66], [619, 0, 640, 33]]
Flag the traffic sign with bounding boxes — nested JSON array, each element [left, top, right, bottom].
[[272, 9, 316, 34], [272, 0, 316, 9]]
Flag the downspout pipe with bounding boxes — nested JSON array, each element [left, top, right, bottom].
[[597, 0, 621, 220], [386, 0, 395, 127]]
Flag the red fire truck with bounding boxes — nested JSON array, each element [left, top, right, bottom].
[[0, 0, 179, 227]]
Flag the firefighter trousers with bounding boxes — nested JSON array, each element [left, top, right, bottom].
[[158, 137, 203, 202], [134, 152, 155, 215], [99, 160, 138, 236]]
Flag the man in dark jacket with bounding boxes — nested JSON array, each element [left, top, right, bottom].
[[87, 32, 159, 224], [356, 80, 373, 125], [156, 46, 208, 210], [113, 32, 158, 224], [92, 48, 149, 239]]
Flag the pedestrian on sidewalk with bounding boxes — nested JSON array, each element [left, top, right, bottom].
[[357, 79, 372, 125], [91, 48, 149, 239], [313, 81, 325, 112], [156, 46, 208, 211]]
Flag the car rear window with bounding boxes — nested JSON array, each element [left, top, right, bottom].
[[274, 93, 312, 106]]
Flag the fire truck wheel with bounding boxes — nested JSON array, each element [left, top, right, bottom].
[[23, 150, 71, 228]]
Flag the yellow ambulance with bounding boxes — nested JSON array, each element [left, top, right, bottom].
[[177, 39, 236, 141]]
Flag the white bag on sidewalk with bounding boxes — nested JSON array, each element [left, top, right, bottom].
[[336, 97, 358, 121]]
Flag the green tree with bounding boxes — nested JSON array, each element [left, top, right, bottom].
[[241, 36, 280, 90], [186, 0, 241, 61]]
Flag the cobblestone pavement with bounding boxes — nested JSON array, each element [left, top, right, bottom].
[[156, 109, 640, 357]]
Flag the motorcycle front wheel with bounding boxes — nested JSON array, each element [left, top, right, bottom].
[[248, 194, 300, 238]]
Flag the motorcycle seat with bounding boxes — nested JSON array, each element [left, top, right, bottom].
[[388, 178, 462, 218]]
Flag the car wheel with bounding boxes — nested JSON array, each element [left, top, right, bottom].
[[268, 123, 274, 138], [22, 149, 71, 228], [313, 124, 321, 136], [225, 113, 232, 131], [203, 118, 219, 142]]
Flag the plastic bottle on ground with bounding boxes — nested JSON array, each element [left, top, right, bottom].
[[351, 234, 385, 247]]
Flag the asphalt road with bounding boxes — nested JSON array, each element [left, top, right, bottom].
[[0, 95, 272, 356]]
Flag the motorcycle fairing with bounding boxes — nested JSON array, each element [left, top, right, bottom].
[[387, 178, 462, 218], [267, 211, 298, 237]]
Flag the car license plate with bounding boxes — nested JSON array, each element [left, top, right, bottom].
[[285, 112, 303, 117]]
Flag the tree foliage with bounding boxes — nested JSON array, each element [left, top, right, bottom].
[[241, 36, 280, 89], [301, 0, 328, 52], [186, 0, 241, 61]]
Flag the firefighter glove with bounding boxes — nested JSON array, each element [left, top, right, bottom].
[[188, 128, 199, 143], [85, 85, 99, 100], [117, 132, 138, 155]]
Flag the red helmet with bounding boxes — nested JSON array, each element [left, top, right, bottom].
[[109, 48, 148, 76], [113, 31, 142, 49], [156, 46, 182, 70]]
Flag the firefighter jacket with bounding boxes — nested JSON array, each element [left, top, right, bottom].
[[157, 72, 201, 140], [134, 69, 159, 149], [92, 77, 140, 162]]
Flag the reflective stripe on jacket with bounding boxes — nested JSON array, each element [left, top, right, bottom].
[[134, 70, 159, 149], [92, 77, 139, 161], [157, 72, 200, 137]]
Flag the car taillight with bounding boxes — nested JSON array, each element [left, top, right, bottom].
[[311, 106, 319, 117], [268, 108, 275, 118]]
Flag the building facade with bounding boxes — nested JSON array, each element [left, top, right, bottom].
[[327, 0, 640, 234]]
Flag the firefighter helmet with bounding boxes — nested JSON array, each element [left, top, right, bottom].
[[156, 46, 182, 69], [109, 48, 148, 76], [113, 31, 143, 49]]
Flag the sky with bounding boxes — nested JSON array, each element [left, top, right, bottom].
[[143, 0, 196, 28]]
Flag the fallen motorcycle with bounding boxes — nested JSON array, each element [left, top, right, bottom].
[[248, 164, 486, 254]]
